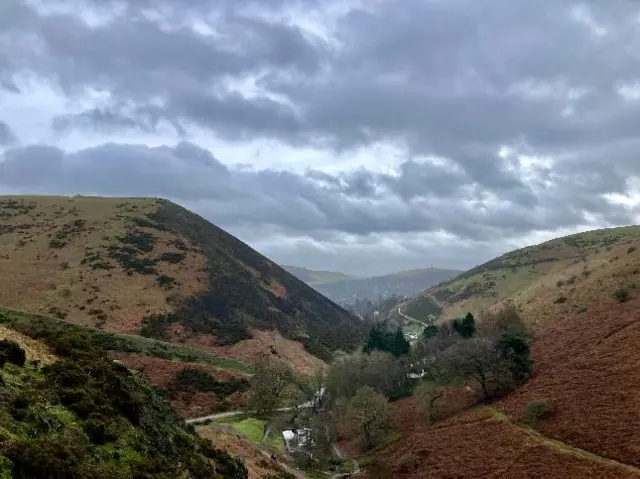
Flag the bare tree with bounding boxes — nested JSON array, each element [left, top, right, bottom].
[[247, 352, 294, 415], [415, 381, 446, 423], [477, 300, 531, 339], [440, 338, 511, 400], [346, 386, 391, 449]]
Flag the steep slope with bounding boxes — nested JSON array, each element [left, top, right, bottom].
[[281, 265, 355, 285], [401, 225, 640, 326], [0, 319, 248, 478], [0, 306, 252, 419], [0, 196, 365, 366], [309, 268, 462, 305], [361, 227, 640, 477]]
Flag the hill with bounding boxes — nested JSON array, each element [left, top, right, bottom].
[[355, 226, 640, 477], [281, 265, 355, 285], [0, 318, 248, 478], [0, 196, 365, 367], [310, 267, 462, 306], [400, 225, 640, 326]]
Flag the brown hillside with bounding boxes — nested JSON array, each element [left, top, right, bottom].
[[365, 229, 640, 477], [0, 195, 364, 372]]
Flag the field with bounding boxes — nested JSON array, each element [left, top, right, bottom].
[[213, 416, 285, 451]]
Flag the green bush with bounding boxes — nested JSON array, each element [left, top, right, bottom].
[[522, 399, 554, 425], [613, 287, 631, 303]]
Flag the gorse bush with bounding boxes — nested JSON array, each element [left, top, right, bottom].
[[0, 340, 26, 368], [523, 399, 554, 425]]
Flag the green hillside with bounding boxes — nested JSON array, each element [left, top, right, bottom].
[[0, 316, 247, 478], [401, 225, 640, 323]]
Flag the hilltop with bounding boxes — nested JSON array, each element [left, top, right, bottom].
[[299, 267, 461, 306], [281, 265, 355, 285], [0, 318, 247, 478], [0, 196, 365, 368], [352, 225, 640, 477]]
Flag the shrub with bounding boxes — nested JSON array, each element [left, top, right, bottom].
[[554, 296, 567, 304], [613, 287, 630, 303], [0, 340, 26, 367], [628, 246, 636, 254], [523, 399, 554, 425]]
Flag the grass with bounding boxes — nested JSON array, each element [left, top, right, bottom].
[[0, 306, 253, 375], [215, 416, 285, 451], [403, 225, 640, 323]]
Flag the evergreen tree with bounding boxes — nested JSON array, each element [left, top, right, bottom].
[[453, 312, 476, 338], [392, 328, 410, 357], [422, 324, 439, 339]]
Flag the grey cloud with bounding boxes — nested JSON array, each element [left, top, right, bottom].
[[0, 121, 18, 145], [0, 141, 635, 243], [2, 0, 640, 273]]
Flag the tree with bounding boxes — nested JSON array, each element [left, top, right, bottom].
[[392, 328, 410, 357], [346, 386, 391, 449], [453, 313, 476, 338], [422, 325, 439, 339], [246, 353, 294, 415], [415, 381, 446, 423], [363, 324, 410, 357], [494, 333, 532, 382], [440, 338, 508, 400], [327, 351, 413, 403], [477, 301, 530, 339]]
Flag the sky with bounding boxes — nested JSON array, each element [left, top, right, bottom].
[[2, 0, 640, 277]]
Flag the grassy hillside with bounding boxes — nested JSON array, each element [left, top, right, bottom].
[[310, 267, 462, 305], [282, 265, 355, 285], [0, 196, 365, 366], [0, 320, 248, 478], [0, 306, 252, 419], [358, 225, 640, 477], [401, 225, 640, 326]]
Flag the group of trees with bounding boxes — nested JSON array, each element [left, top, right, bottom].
[[413, 302, 533, 421], [244, 301, 534, 462], [363, 323, 410, 357]]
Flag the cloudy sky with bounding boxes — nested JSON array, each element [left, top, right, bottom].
[[2, 0, 640, 277]]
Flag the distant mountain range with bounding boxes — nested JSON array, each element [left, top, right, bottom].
[[283, 266, 462, 305], [281, 265, 355, 285]]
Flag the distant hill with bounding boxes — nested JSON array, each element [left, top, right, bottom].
[[308, 267, 462, 306], [362, 225, 640, 476], [281, 265, 355, 285], [0, 196, 365, 369], [0, 312, 247, 478]]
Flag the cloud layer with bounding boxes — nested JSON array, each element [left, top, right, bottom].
[[1, 0, 640, 275]]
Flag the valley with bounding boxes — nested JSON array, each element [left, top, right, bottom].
[[2, 195, 640, 478]]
